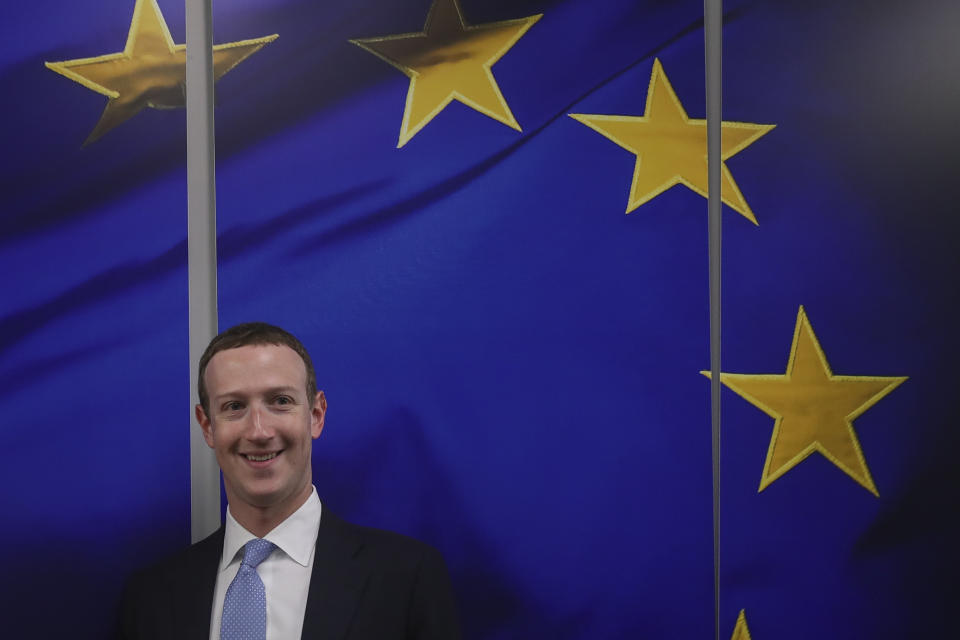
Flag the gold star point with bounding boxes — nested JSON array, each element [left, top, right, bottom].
[[731, 610, 752, 640], [704, 306, 906, 495], [570, 58, 774, 222], [351, 0, 541, 147], [44, 0, 277, 144]]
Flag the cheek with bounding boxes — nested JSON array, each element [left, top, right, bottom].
[[292, 433, 314, 462], [211, 427, 239, 452], [295, 434, 312, 456]]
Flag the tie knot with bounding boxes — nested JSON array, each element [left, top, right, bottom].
[[242, 539, 275, 568]]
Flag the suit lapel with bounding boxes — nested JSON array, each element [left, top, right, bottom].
[[173, 527, 223, 639], [300, 510, 368, 640]]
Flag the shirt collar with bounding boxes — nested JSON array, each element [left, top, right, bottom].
[[219, 486, 322, 571]]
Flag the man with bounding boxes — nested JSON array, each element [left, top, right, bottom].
[[118, 323, 461, 639]]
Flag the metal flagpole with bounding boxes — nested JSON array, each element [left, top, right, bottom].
[[185, 0, 221, 543], [704, 0, 724, 638]]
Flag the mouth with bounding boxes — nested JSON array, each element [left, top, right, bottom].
[[241, 451, 282, 465]]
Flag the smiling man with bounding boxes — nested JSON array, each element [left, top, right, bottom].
[[118, 323, 461, 640], [198, 334, 323, 540]]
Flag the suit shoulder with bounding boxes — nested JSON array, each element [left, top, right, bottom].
[[129, 526, 223, 582], [324, 512, 445, 570], [117, 529, 221, 638]]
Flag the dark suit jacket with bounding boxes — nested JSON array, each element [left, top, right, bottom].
[[118, 510, 461, 640]]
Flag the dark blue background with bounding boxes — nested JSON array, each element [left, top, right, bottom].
[[2, 0, 956, 637]]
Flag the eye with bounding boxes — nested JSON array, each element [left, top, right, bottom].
[[222, 400, 244, 412], [274, 395, 294, 406]]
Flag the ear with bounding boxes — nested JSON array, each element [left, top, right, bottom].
[[196, 404, 215, 448], [311, 390, 327, 439]]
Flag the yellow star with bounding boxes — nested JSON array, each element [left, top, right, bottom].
[[45, 0, 277, 144], [350, 0, 541, 147], [731, 610, 752, 640], [703, 306, 906, 495], [570, 59, 774, 223]]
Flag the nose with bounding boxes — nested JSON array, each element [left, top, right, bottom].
[[245, 404, 276, 440]]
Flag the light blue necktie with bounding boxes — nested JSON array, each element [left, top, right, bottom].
[[221, 538, 276, 640]]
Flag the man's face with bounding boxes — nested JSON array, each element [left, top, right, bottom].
[[197, 344, 325, 514]]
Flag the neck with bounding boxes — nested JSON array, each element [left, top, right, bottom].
[[227, 483, 313, 538]]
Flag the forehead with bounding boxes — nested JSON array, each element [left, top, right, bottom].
[[204, 344, 307, 395]]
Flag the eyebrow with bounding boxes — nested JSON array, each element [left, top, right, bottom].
[[213, 386, 302, 401]]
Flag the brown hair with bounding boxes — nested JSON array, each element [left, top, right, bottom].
[[197, 322, 317, 415]]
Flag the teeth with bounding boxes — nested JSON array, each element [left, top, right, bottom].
[[245, 452, 278, 462]]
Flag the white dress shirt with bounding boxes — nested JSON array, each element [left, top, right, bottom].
[[209, 487, 322, 640]]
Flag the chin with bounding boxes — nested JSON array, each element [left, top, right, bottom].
[[247, 486, 290, 506], [242, 481, 307, 509]]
